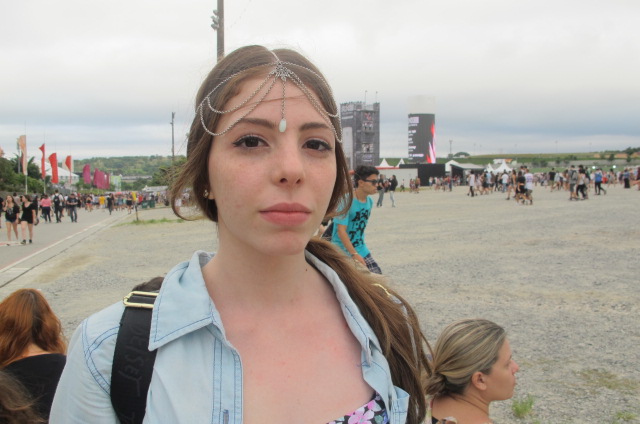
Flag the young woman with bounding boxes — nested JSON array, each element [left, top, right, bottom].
[[51, 45, 432, 424], [18, 195, 36, 244], [40, 194, 52, 223], [3, 195, 20, 243], [376, 175, 386, 207], [0, 289, 67, 421], [426, 319, 519, 424]]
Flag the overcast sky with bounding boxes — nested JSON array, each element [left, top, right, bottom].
[[1, 0, 638, 160]]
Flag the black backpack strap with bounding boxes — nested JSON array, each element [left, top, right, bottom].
[[111, 290, 159, 424]]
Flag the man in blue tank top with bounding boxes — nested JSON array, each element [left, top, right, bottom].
[[331, 165, 382, 274]]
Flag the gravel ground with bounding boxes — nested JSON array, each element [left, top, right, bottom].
[[2, 184, 638, 423]]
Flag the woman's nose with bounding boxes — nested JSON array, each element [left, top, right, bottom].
[[274, 143, 304, 186]]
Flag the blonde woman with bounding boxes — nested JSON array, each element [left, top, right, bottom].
[[426, 319, 519, 424]]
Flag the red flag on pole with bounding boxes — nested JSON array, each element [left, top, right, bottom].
[[83, 164, 91, 184], [62, 155, 73, 184], [39, 144, 46, 179], [48, 153, 59, 184]]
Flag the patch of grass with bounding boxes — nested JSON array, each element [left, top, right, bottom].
[[614, 411, 638, 423], [512, 394, 535, 419], [577, 369, 639, 394], [120, 218, 184, 226]]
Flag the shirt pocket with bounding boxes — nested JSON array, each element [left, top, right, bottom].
[[389, 386, 410, 423]]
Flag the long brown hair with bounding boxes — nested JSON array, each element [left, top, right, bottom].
[[0, 371, 45, 424], [0, 289, 66, 368], [169, 45, 431, 423]]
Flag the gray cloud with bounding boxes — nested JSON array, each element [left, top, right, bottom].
[[1, 0, 638, 159]]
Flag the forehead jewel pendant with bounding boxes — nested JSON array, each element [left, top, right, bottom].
[[274, 60, 288, 133], [197, 52, 341, 141]]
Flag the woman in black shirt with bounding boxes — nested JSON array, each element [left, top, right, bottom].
[[19, 194, 37, 244], [3, 195, 21, 243], [0, 289, 67, 421]]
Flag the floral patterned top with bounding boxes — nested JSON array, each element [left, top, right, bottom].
[[327, 393, 388, 424]]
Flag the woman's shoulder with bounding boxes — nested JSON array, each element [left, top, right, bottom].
[[79, 301, 126, 351]]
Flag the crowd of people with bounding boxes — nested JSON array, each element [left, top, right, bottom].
[[0, 190, 169, 246], [464, 165, 640, 205]]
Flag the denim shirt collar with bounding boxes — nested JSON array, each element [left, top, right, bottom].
[[148, 250, 381, 364]]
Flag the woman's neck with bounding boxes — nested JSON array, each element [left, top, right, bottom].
[[203, 246, 316, 310], [22, 343, 50, 359], [433, 392, 491, 424]]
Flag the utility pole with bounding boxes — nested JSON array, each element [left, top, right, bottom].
[[170, 112, 175, 164], [211, 0, 224, 61], [449, 139, 453, 158]]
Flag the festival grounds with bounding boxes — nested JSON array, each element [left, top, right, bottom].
[[1, 184, 638, 423]]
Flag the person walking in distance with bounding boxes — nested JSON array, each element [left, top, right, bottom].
[[52, 190, 64, 222], [3, 195, 20, 243], [40, 194, 52, 223], [594, 168, 607, 195], [389, 175, 398, 207], [376, 175, 385, 207], [18, 195, 37, 245], [106, 193, 115, 215], [66, 193, 79, 222], [468, 171, 476, 197]]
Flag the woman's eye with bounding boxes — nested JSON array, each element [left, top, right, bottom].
[[304, 139, 332, 152], [232, 135, 266, 148]]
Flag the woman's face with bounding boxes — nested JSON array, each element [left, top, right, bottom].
[[482, 339, 520, 401], [207, 77, 337, 257]]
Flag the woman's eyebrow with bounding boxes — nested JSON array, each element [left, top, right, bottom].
[[235, 117, 276, 129], [300, 122, 331, 132]]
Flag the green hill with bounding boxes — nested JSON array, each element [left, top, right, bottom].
[[74, 155, 185, 176]]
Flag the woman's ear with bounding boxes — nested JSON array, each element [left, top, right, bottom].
[[471, 371, 488, 391]]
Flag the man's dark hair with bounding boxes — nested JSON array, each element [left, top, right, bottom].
[[354, 165, 379, 181], [353, 165, 379, 188]]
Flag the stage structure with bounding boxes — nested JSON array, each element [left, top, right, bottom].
[[408, 96, 436, 163], [340, 101, 380, 169]]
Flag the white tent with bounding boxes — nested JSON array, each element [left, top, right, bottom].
[[491, 162, 512, 174], [445, 160, 460, 173], [378, 158, 392, 168]]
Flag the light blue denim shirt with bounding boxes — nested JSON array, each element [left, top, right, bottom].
[[50, 251, 411, 423]]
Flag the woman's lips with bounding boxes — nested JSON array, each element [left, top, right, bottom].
[[260, 203, 311, 226]]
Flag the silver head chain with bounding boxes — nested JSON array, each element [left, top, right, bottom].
[[197, 59, 342, 142]]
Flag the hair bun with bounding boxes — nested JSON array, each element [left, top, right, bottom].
[[425, 371, 448, 397]]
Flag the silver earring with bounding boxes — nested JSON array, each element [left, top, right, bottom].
[[203, 189, 209, 198]]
